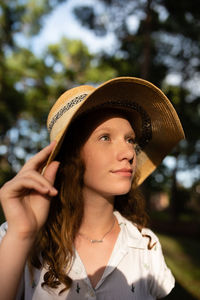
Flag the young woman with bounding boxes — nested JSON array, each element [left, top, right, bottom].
[[0, 77, 184, 299]]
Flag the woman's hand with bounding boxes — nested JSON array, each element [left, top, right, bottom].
[[0, 141, 60, 241]]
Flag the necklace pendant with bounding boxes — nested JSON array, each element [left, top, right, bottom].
[[91, 239, 103, 243]]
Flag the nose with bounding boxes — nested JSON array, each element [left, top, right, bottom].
[[116, 141, 135, 164]]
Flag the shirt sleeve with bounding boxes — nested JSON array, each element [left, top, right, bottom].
[[143, 229, 175, 299], [0, 222, 8, 242], [0, 222, 24, 300]]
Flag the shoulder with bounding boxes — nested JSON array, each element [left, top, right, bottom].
[[114, 211, 175, 297], [114, 211, 160, 250]]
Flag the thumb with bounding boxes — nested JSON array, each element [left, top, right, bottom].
[[43, 161, 60, 185]]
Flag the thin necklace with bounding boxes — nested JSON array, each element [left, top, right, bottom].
[[78, 217, 116, 243]]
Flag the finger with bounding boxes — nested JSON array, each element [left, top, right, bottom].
[[43, 161, 60, 185], [21, 141, 57, 172], [2, 178, 57, 200], [21, 170, 58, 194]]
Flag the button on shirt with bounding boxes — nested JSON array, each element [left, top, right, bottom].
[[0, 211, 175, 299]]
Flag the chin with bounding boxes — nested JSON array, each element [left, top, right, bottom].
[[115, 189, 131, 196], [109, 185, 132, 196]]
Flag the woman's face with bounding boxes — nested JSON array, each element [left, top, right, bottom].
[[81, 113, 137, 199]]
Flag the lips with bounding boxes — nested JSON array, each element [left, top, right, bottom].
[[111, 168, 133, 177]]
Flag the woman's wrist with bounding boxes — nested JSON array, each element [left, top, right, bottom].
[[5, 227, 37, 246]]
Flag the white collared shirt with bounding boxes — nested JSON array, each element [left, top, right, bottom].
[[0, 212, 175, 299]]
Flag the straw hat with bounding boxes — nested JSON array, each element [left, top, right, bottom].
[[46, 77, 185, 185]]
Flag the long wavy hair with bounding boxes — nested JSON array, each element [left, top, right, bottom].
[[28, 108, 150, 294]]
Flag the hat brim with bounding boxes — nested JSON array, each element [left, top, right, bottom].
[[45, 77, 185, 185]]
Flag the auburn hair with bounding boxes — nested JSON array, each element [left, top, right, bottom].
[[28, 109, 150, 294]]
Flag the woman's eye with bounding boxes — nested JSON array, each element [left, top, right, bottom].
[[100, 135, 110, 141], [127, 137, 135, 144]]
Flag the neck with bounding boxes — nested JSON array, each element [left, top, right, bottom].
[[79, 187, 115, 236]]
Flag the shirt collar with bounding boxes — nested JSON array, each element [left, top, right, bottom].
[[114, 211, 146, 249]]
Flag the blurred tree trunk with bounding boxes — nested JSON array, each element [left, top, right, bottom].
[[141, 0, 152, 79], [170, 152, 179, 219]]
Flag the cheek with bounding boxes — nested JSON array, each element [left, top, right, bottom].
[[81, 147, 108, 181], [85, 153, 103, 174], [81, 148, 96, 176]]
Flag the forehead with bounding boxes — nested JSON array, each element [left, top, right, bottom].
[[92, 114, 134, 134], [82, 108, 134, 132]]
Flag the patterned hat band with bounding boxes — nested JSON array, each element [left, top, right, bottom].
[[48, 93, 88, 132]]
